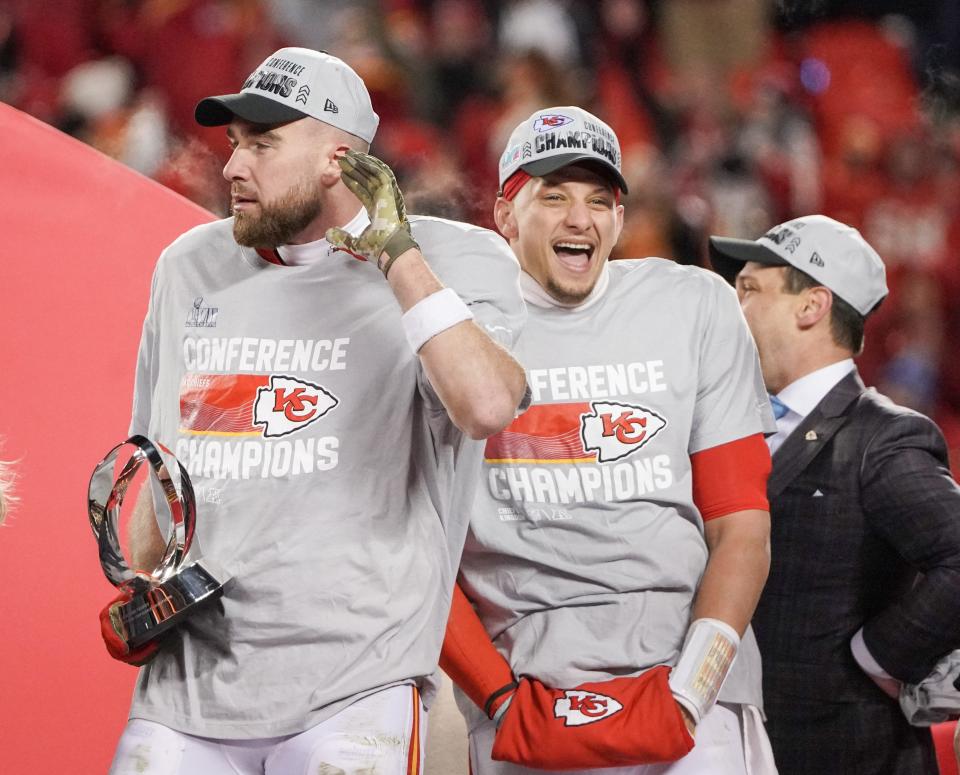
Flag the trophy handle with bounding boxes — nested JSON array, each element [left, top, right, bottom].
[[88, 436, 196, 587]]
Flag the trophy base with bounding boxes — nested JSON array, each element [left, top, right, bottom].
[[118, 558, 231, 649]]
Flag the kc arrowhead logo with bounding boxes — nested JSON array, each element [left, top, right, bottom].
[[533, 113, 574, 132], [554, 690, 623, 726], [580, 400, 667, 463], [253, 375, 338, 438]]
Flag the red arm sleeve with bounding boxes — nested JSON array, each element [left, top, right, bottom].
[[439, 583, 517, 718], [691, 433, 771, 521]]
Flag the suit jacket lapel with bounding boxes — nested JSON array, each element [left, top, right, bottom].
[[768, 370, 865, 498]]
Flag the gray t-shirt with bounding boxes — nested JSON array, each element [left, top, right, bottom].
[[128, 215, 525, 738], [457, 258, 774, 729]]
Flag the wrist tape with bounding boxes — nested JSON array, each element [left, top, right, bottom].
[[668, 617, 740, 724], [378, 227, 419, 277], [402, 288, 473, 353]]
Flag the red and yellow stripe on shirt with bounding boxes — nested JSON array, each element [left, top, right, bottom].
[[178, 374, 266, 436], [484, 403, 596, 464]]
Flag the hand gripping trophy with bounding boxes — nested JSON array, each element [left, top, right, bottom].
[[88, 436, 230, 663]]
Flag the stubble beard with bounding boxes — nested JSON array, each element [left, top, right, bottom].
[[232, 178, 324, 248], [544, 274, 596, 306]]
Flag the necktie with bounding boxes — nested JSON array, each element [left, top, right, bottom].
[[769, 395, 789, 420]]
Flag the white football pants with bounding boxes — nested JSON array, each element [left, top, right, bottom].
[[109, 684, 426, 775]]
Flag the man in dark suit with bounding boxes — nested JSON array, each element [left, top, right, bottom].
[[709, 214, 960, 775]]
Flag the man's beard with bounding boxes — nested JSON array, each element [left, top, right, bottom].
[[545, 275, 595, 306], [232, 179, 324, 248]]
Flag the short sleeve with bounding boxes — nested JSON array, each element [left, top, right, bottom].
[[411, 217, 525, 347], [688, 276, 775, 453], [409, 217, 527, 415]]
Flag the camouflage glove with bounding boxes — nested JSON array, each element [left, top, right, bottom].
[[327, 150, 419, 276]]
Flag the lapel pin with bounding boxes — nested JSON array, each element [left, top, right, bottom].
[[805, 430, 818, 441]]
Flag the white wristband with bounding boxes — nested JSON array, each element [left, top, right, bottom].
[[668, 618, 740, 725], [402, 288, 473, 354]]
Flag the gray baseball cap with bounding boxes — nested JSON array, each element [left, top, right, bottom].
[[195, 47, 379, 143], [709, 214, 888, 316], [499, 106, 628, 193]]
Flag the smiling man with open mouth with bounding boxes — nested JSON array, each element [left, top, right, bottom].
[[492, 107, 629, 307], [438, 106, 780, 775]]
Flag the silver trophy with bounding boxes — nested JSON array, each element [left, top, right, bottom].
[[88, 435, 230, 649]]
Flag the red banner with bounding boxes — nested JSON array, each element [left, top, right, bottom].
[[0, 104, 214, 773]]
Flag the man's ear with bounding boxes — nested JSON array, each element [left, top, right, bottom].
[[319, 144, 352, 187], [796, 286, 833, 330], [613, 202, 625, 245], [494, 197, 518, 240]]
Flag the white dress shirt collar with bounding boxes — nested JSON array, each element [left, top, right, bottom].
[[767, 358, 855, 455], [776, 358, 856, 418]]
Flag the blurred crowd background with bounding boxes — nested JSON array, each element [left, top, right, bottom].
[[4, 0, 960, 468]]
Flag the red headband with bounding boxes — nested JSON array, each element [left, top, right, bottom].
[[500, 170, 532, 201]]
